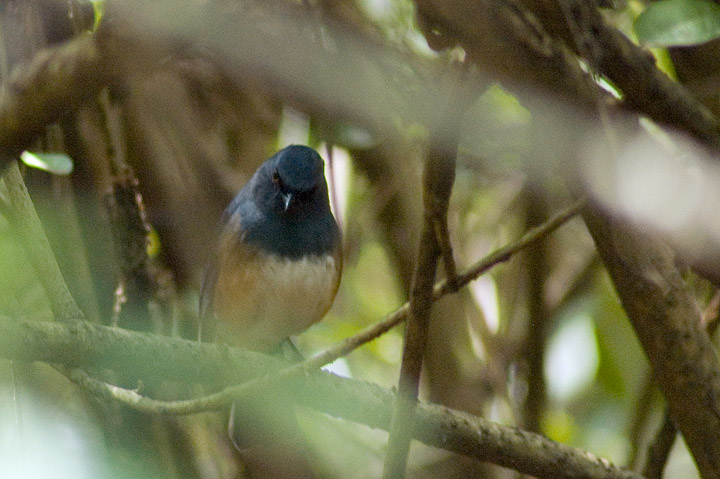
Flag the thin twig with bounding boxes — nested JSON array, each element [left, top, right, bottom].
[[433, 211, 459, 289], [641, 411, 676, 479]]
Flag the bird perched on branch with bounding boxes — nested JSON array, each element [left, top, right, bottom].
[[199, 144, 342, 478], [200, 144, 342, 351]]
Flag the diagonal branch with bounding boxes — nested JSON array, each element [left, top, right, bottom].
[[554, 0, 720, 150], [1, 160, 84, 320], [583, 206, 720, 479]]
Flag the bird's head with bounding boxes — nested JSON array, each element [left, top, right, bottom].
[[258, 145, 330, 217]]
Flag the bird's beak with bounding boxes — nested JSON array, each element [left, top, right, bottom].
[[282, 192, 293, 211]]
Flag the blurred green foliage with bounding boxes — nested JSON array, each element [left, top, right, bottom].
[[635, 0, 720, 47]]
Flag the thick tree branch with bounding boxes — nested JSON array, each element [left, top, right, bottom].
[[0, 316, 642, 479], [0, 34, 110, 167], [583, 207, 720, 479]]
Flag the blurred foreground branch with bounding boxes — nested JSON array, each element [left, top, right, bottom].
[[1, 161, 84, 320], [0, 315, 641, 479], [0, 34, 110, 168]]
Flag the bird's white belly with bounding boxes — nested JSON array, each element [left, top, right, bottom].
[[220, 254, 338, 351]]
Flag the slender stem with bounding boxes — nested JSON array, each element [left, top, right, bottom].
[[2, 160, 84, 321]]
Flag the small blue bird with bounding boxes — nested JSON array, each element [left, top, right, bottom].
[[200, 144, 342, 353], [200, 145, 341, 477]]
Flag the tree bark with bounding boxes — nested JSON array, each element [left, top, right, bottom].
[[583, 206, 720, 479]]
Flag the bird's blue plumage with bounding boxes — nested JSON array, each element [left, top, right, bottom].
[[200, 144, 342, 351], [199, 145, 341, 464], [222, 145, 339, 259]]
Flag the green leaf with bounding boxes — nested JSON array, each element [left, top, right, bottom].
[[20, 151, 74, 176], [90, 0, 105, 31], [635, 0, 720, 47]]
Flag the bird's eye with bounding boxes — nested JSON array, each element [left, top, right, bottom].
[[272, 170, 282, 187]]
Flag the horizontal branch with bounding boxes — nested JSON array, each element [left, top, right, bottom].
[[0, 315, 641, 479]]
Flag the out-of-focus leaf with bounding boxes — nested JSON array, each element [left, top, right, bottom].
[[90, 0, 105, 30], [0, 218, 52, 319], [20, 151, 73, 176], [541, 409, 576, 444], [146, 226, 161, 258], [545, 311, 599, 402], [635, 0, 720, 46]]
